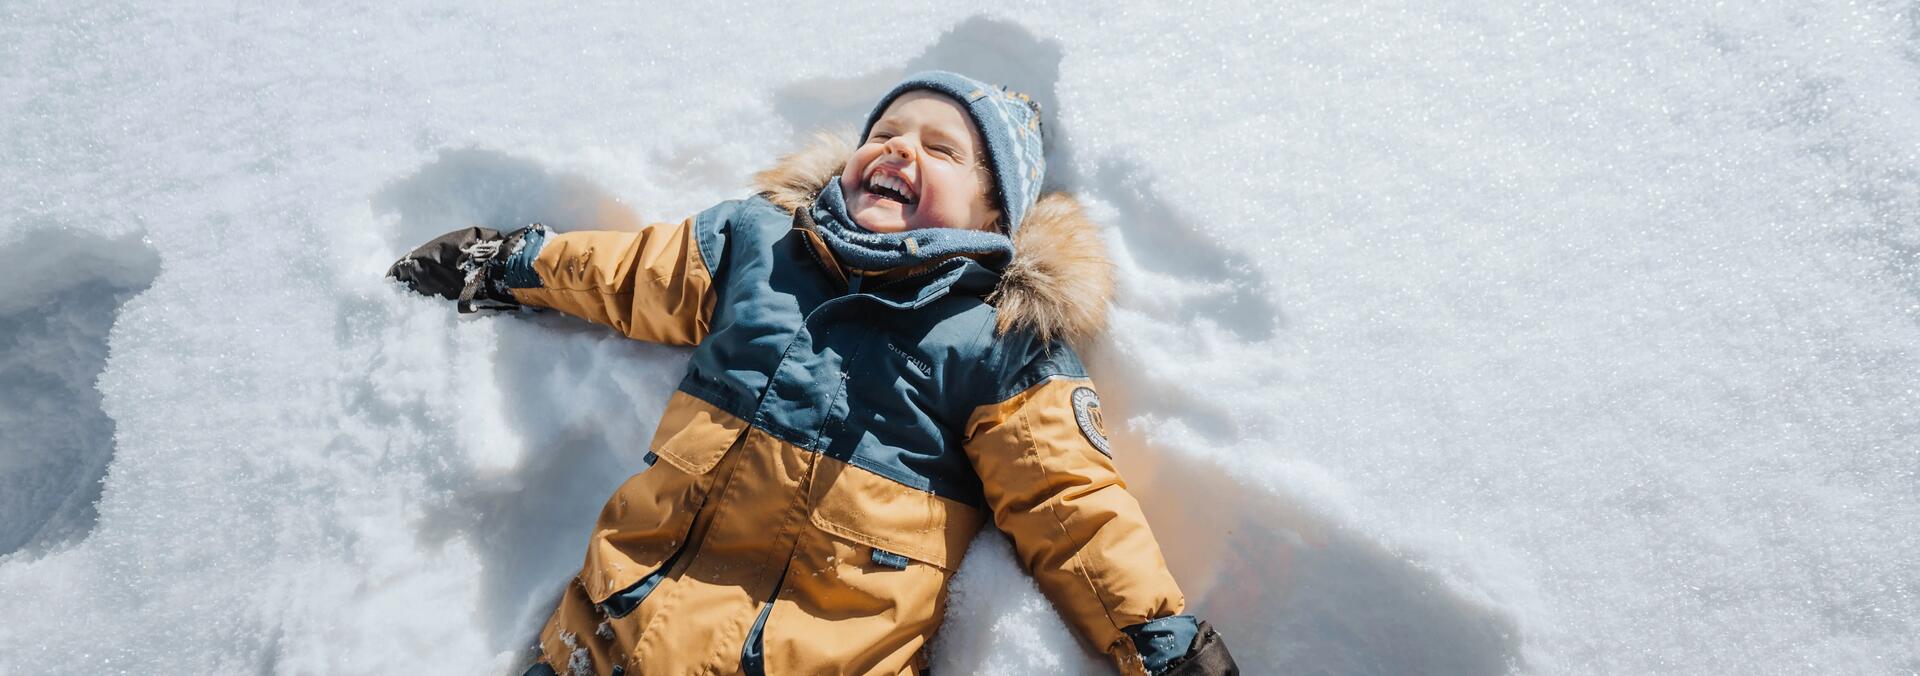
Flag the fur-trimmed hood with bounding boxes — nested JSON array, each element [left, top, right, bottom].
[[753, 133, 1114, 346]]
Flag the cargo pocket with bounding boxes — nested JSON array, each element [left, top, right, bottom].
[[647, 390, 752, 475], [579, 390, 748, 605], [754, 459, 985, 673]]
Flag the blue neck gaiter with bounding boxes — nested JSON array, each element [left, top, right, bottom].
[[810, 180, 1014, 273]]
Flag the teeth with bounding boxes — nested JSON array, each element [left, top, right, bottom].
[[865, 169, 915, 202]]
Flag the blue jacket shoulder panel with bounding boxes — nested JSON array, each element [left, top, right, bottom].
[[969, 316, 1091, 406], [689, 195, 790, 286], [681, 195, 837, 416], [997, 339, 1090, 405]]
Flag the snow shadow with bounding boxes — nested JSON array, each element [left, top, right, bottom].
[[1088, 345, 1522, 673], [1132, 450, 1521, 674], [370, 151, 690, 657], [0, 228, 160, 558], [371, 147, 646, 253], [1087, 157, 1284, 341]]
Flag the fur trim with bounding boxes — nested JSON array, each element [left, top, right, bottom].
[[755, 133, 1113, 345], [989, 193, 1113, 345], [754, 130, 853, 213]]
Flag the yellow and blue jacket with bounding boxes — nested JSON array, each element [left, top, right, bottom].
[[515, 136, 1192, 675]]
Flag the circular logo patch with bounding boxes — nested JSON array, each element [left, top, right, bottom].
[[1071, 386, 1112, 457]]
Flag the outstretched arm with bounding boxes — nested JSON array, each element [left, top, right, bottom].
[[962, 362, 1237, 675], [388, 213, 718, 346], [503, 218, 714, 345]]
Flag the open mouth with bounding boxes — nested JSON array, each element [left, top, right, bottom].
[[863, 165, 918, 205]]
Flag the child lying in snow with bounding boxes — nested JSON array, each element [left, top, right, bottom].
[[389, 71, 1237, 676]]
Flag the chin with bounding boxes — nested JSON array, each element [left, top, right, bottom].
[[850, 203, 910, 233], [854, 219, 906, 233]]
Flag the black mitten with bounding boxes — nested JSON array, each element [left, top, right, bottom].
[[387, 226, 500, 300], [1160, 621, 1238, 676], [387, 225, 536, 312]]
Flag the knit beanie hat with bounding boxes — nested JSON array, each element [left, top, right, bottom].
[[809, 71, 1045, 273], [859, 70, 1047, 236]]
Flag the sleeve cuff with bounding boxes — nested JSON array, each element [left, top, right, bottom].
[[1123, 614, 1200, 674], [500, 223, 549, 289]]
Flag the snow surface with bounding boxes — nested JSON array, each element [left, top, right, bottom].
[[4, 3, 1919, 674]]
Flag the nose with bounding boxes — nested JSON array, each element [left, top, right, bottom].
[[881, 135, 918, 162]]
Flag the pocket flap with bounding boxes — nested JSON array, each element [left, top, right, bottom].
[[808, 459, 984, 571], [649, 391, 748, 474]]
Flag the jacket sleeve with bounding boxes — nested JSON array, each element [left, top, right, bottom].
[[961, 348, 1191, 676], [501, 209, 722, 346]]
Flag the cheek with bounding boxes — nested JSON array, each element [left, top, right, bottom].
[[840, 144, 885, 192], [929, 165, 990, 212], [838, 164, 859, 194], [907, 167, 987, 230]]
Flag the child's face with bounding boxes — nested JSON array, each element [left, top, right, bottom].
[[840, 91, 1001, 234]]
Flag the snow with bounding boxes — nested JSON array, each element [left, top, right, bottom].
[[4, 2, 1919, 674]]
